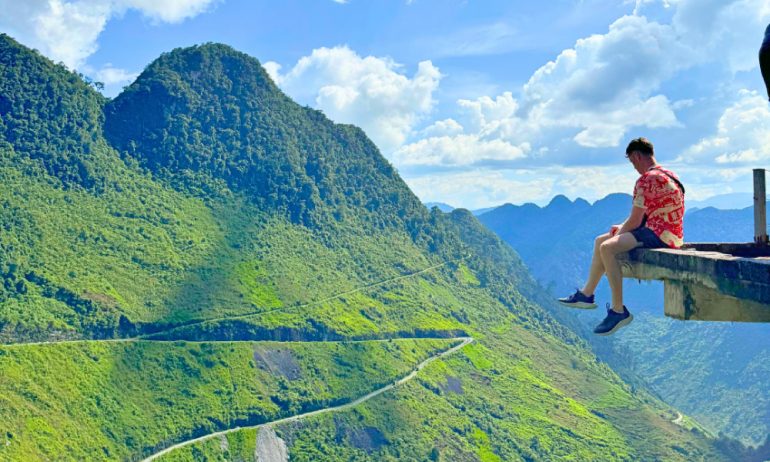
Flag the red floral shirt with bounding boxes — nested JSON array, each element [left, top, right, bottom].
[[632, 165, 685, 248]]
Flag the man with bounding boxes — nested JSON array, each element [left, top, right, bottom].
[[557, 137, 685, 335], [761, 23, 770, 100]]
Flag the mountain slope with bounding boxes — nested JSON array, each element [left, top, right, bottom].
[[0, 35, 733, 461], [479, 193, 770, 447]]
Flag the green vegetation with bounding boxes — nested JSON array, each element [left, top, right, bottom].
[[613, 313, 770, 446], [0, 338, 453, 461], [0, 33, 739, 461], [171, 324, 726, 461], [157, 428, 261, 462]]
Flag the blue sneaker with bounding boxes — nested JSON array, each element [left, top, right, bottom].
[[594, 305, 633, 336], [557, 289, 597, 309]]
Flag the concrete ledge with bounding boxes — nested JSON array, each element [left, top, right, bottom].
[[618, 243, 770, 322]]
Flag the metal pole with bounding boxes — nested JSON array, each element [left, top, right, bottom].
[[754, 168, 768, 245]]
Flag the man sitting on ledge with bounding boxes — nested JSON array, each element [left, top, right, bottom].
[[557, 137, 685, 335]]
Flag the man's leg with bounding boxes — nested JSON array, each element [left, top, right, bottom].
[[599, 232, 641, 312], [581, 232, 612, 297]]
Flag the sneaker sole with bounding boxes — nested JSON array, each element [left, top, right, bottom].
[[557, 300, 598, 309], [595, 314, 634, 336]]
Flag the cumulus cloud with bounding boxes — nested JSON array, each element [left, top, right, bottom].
[[262, 61, 282, 84], [458, 92, 518, 133], [419, 118, 464, 137], [393, 135, 529, 167], [679, 90, 770, 165], [0, 0, 218, 69], [268, 46, 442, 153], [672, 0, 770, 73], [394, 92, 533, 169], [404, 0, 770, 179], [401, 12, 696, 172], [455, 91, 544, 147], [519, 14, 689, 147]]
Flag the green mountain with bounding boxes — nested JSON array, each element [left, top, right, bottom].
[[0, 35, 737, 461], [478, 194, 770, 449]]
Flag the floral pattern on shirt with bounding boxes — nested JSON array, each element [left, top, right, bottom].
[[632, 166, 685, 248]]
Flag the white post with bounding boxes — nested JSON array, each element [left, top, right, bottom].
[[754, 168, 767, 245]]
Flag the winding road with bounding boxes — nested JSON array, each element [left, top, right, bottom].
[[2, 256, 467, 347], [0, 258, 475, 461], [142, 256, 468, 340], [140, 336, 474, 462]]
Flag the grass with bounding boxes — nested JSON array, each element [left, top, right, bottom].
[[0, 338, 455, 461]]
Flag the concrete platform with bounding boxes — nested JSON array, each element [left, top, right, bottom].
[[619, 243, 770, 322]]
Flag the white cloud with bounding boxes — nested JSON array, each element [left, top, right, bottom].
[[118, 0, 216, 22], [519, 14, 690, 147], [556, 165, 639, 201], [89, 63, 138, 85], [629, 0, 675, 15], [568, 95, 679, 147], [0, 0, 218, 69], [405, 170, 556, 209], [405, 0, 770, 179], [263, 61, 282, 84], [671, 99, 695, 110], [458, 91, 518, 133], [393, 135, 529, 167], [404, 164, 648, 209], [672, 0, 770, 73], [679, 90, 770, 165], [401, 13, 695, 168], [269, 46, 442, 153], [455, 92, 542, 147], [664, 164, 754, 201], [420, 118, 464, 137]]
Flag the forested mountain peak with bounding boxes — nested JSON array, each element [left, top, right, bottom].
[[104, 42, 423, 229], [0, 33, 105, 188]]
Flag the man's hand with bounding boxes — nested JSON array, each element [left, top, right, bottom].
[[609, 224, 621, 236]]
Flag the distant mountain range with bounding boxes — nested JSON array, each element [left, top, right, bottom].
[[478, 192, 770, 446], [428, 190, 769, 219], [423, 201, 455, 213], [424, 202, 496, 216], [688, 192, 768, 211]]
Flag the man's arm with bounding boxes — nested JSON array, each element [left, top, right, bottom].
[[612, 205, 645, 236]]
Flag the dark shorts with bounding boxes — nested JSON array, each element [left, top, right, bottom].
[[630, 226, 668, 249]]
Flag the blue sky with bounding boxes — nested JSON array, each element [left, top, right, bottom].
[[2, 0, 770, 209]]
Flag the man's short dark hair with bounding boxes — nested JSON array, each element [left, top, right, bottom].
[[626, 137, 654, 156]]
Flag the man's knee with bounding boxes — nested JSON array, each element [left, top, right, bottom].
[[599, 239, 620, 257], [594, 232, 611, 248], [601, 232, 640, 256]]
